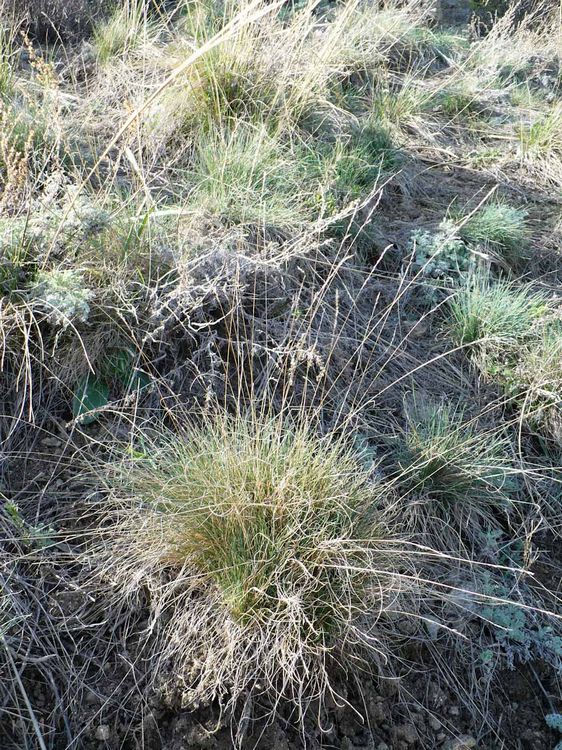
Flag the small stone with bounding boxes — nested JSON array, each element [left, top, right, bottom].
[[371, 700, 387, 723], [376, 744, 389, 750], [448, 705, 460, 716], [41, 436, 62, 447], [443, 736, 477, 750], [380, 678, 400, 697], [394, 724, 418, 744], [94, 725, 110, 741], [429, 715, 442, 731]]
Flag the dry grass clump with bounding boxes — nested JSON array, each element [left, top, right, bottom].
[[84, 0, 422, 228], [447, 278, 562, 442], [501, 323, 562, 442], [339, 4, 465, 78], [458, 202, 529, 269], [93, 0, 157, 64], [469, 4, 562, 86], [80, 0, 404, 244], [0, 105, 36, 211], [0, 19, 17, 98], [392, 398, 517, 549], [11, 0, 107, 40], [0, 39, 71, 208], [145, 0, 336, 143], [100, 413, 408, 728], [463, 5, 562, 184], [512, 323, 562, 402], [517, 102, 562, 185]]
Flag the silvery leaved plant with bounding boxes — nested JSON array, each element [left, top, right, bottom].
[[409, 219, 475, 278], [29, 269, 93, 328]]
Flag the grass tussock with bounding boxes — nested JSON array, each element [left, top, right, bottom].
[[518, 104, 562, 159], [184, 123, 320, 230], [393, 398, 517, 548], [447, 276, 549, 350], [447, 278, 562, 442], [93, 0, 155, 63], [458, 202, 529, 268], [498, 324, 562, 441], [102, 413, 406, 722]]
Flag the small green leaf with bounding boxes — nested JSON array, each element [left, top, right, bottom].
[[5, 501, 24, 530], [105, 349, 133, 382], [72, 376, 109, 424], [103, 349, 151, 394], [127, 368, 151, 393], [479, 648, 493, 664], [127, 446, 147, 460]]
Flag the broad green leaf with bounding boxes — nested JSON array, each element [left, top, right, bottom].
[[127, 368, 151, 392], [104, 349, 151, 394], [72, 376, 109, 425], [105, 349, 133, 382]]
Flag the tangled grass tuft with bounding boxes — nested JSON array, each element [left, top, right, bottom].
[[393, 398, 517, 550], [447, 276, 549, 351], [99, 412, 409, 733], [458, 202, 529, 269]]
